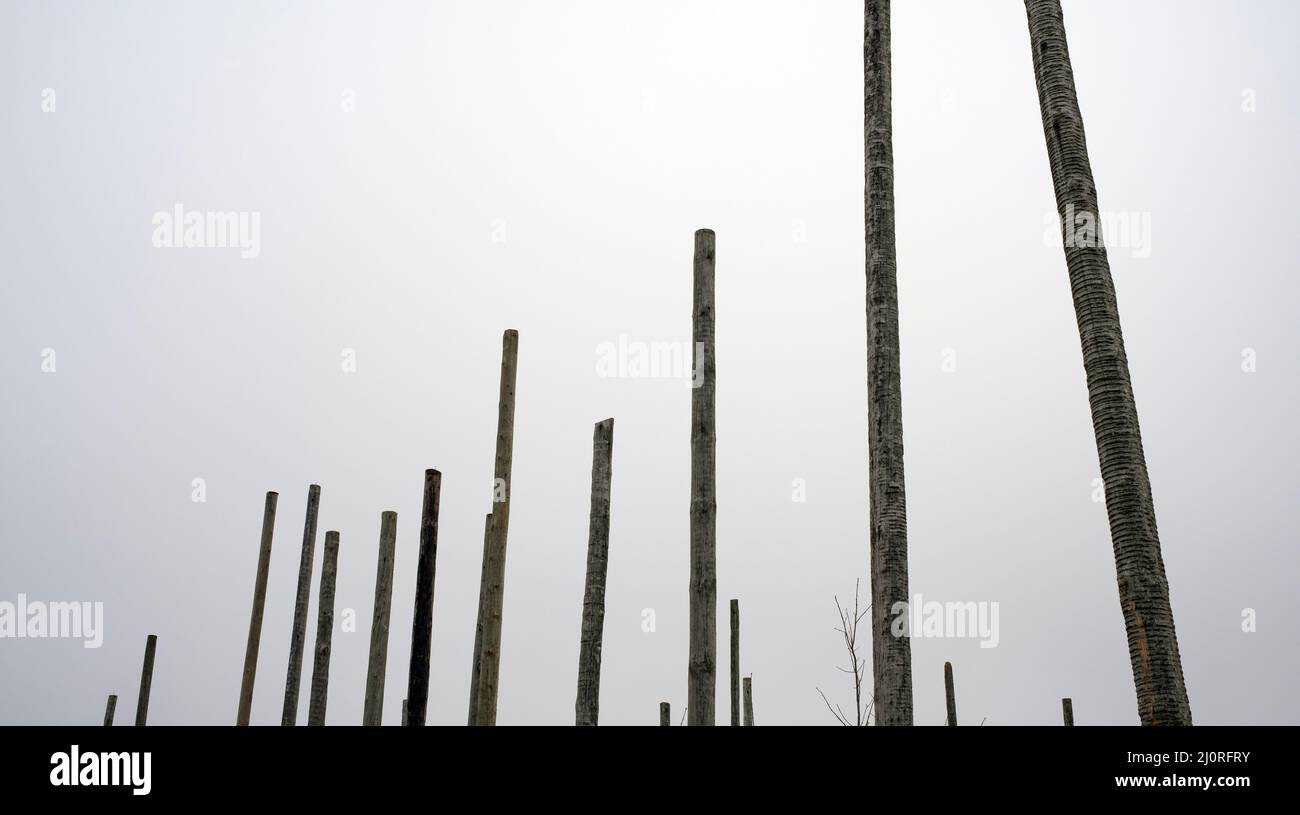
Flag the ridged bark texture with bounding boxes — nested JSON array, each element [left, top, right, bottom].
[[282, 483, 320, 726], [1025, 0, 1191, 726], [362, 511, 398, 726], [575, 418, 614, 726], [689, 228, 717, 726], [407, 470, 442, 726], [307, 531, 340, 726], [237, 491, 277, 726], [864, 0, 913, 727]]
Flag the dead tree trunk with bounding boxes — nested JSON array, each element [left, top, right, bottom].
[[467, 513, 492, 725], [473, 329, 519, 726], [282, 484, 320, 726], [307, 530, 340, 726], [406, 469, 442, 726], [743, 676, 754, 726], [135, 634, 157, 726], [1062, 697, 1074, 726], [362, 511, 398, 726], [944, 661, 957, 726], [575, 418, 615, 726], [660, 702, 670, 726], [103, 694, 117, 726], [729, 599, 740, 726], [237, 490, 278, 725], [689, 228, 717, 726]]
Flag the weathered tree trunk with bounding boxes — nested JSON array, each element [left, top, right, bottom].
[[944, 661, 957, 726], [406, 470, 442, 727], [742, 676, 754, 726], [467, 513, 492, 725], [472, 329, 519, 726], [1025, 0, 1191, 726], [1062, 697, 1074, 726], [575, 418, 614, 726], [281, 484, 320, 726], [729, 599, 740, 726], [660, 702, 670, 726], [307, 530, 340, 726], [864, 0, 914, 728], [237, 491, 277, 726], [135, 634, 156, 726], [103, 694, 117, 726], [362, 511, 398, 726], [689, 228, 717, 727]]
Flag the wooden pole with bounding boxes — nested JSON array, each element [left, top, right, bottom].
[[729, 599, 740, 726], [743, 676, 754, 726], [944, 661, 957, 726], [1062, 697, 1074, 726], [363, 511, 398, 726], [281, 484, 321, 726], [575, 418, 614, 726], [103, 694, 117, 726], [237, 490, 278, 725], [406, 470, 442, 726], [473, 329, 519, 726], [689, 228, 717, 726], [659, 702, 670, 726], [467, 513, 492, 725], [135, 634, 157, 726], [306, 531, 340, 726]]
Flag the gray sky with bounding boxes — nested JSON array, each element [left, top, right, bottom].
[[1, 0, 1296, 725]]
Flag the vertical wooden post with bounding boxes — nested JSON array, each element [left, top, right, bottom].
[[467, 513, 492, 725], [406, 470, 441, 727], [729, 599, 740, 726], [282, 484, 321, 726], [473, 329, 519, 726], [103, 694, 117, 726], [575, 418, 614, 726], [689, 228, 717, 726], [363, 511, 398, 726], [944, 661, 957, 726], [1062, 697, 1074, 726], [135, 634, 157, 726], [742, 676, 754, 726], [307, 531, 340, 726], [659, 702, 670, 726], [237, 491, 277, 725]]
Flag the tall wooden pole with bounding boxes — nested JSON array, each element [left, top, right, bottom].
[[575, 418, 614, 726], [944, 661, 957, 726], [406, 470, 442, 727], [467, 513, 492, 725], [135, 634, 156, 726], [282, 484, 320, 726], [103, 694, 117, 726], [729, 599, 740, 726], [1062, 697, 1074, 726], [659, 702, 670, 726], [237, 491, 277, 725], [363, 511, 398, 726], [689, 228, 717, 726], [473, 329, 519, 726], [742, 676, 754, 726], [307, 530, 340, 726]]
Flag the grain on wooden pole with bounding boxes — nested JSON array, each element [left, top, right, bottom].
[[135, 634, 157, 726], [406, 469, 441, 727], [237, 491, 278, 725], [944, 661, 957, 726], [307, 531, 340, 726], [575, 418, 614, 726], [103, 694, 117, 726], [1062, 697, 1074, 726], [742, 676, 753, 726], [281, 483, 321, 726], [729, 599, 740, 726], [473, 329, 519, 726], [467, 513, 492, 725], [660, 702, 670, 727], [688, 228, 717, 726], [362, 511, 398, 726]]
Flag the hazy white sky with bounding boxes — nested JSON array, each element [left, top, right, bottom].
[[1, 0, 1296, 725]]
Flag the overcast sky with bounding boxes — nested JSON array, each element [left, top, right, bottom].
[[1, 0, 1296, 725]]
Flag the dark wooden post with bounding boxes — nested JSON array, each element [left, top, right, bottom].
[[944, 661, 957, 726], [729, 599, 740, 726], [237, 491, 277, 725], [743, 676, 754, 726], [1062, 697, 1074, 726], [575, 418, 614, 726], [689, 228, 717, 726], [103, 694, 117, 726], [406, 470, 442, 726], [467, 513, 492, 725], [307, 531, 340, 726], [660, 702, 670, 726], [135, 634, 157, 726], [363, 511, 398, 726], [282, 484, 321, 726]]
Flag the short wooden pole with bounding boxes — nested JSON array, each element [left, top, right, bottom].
[[282, 484, 321, 726], [660, 702, 670, 726], [237, 491, 278, 725], [944, 661, 957, 726], [103, 694, 117, 726], [743, 676, 754, 726], [135, 634, 157, 726], [307, 530, 340, 726], [1062, 697, 1074, 726], [406, 470, 442, 726], [362, 511, 398, 726], [575, 418, 614, 726]]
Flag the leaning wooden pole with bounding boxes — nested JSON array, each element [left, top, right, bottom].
[[237, 490, 278, 725], [865, 0, 914, 728], [307, 530, 340, 726], [103, 694, 117, 726], [406, 470, 442, 727], [575, 418, 615, 726], [743, 676, 754, 726], [472, 329, 519, 726], [362, 511, 398, 726], [135, 634, 157, 726], [729, 599, 740, 726], [688, 228, 717, 726], [944, 661, 957, 726], [1062, 697, 1074, 726], [281, 483, 321, 726], [1025, 0, 1190, 726], [467, 513, 492, 725], [660, 702, 671, 726]]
